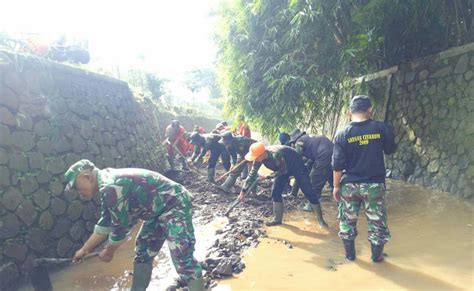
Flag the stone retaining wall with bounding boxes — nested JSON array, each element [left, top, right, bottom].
[[324, 43, 474, 199], [0, 50, 166, 288]]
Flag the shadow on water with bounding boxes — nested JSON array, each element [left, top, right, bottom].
[[355, 260, 463, 291]]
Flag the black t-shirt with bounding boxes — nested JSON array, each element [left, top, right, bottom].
[[332, 119, 396, 184]]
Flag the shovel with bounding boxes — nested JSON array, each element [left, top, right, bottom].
[[224, 179, 258, 216], [30, 252, 99, 291]]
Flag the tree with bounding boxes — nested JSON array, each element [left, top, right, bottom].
[[215, 0, 473, 137]]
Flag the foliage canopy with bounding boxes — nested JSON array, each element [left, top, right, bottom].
[[216, 0, 473, 137]]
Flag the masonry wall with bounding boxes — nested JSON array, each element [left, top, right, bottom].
[[323, 43, 474, 199], [0, 51, 167, 287]]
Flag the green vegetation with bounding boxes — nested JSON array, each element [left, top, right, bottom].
[[216, 0, 473, 136]]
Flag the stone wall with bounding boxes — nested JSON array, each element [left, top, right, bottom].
[[0, 50, 167, 288], [325, 43, 474, 199]]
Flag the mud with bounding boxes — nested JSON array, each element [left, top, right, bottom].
[[18, 169, 474, 291]]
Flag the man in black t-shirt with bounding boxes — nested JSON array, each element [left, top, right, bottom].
[[332, 95, 396, 263]]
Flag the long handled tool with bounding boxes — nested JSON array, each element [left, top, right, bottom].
[[224, 179, 258, 216], [216, 159, 248, 182], [30, 252, 99, 291]]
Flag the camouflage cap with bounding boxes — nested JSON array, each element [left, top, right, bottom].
[[64, 159, 96, 191]]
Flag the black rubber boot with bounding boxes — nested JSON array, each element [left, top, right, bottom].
[[166, 155, 176, 170], [207, 167, 216, 183], [343, 239, 356, 261], [219, 175, 238, 193], [180, 157, 189, 171], [266, 202, 284, 226], [131, 261, 153, 291], [311, 203, 329, 228], [371, 243, 385, 263]]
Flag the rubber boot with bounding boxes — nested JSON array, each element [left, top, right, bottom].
[[207, 167, 216, 183], [311, 203, 329, 228], [299, 202, 313, 212], [166, 155, 176, 170], [188, 277, 205, 291], [266, 202, 284, 226], [343, 239, 356, 261], [180, 157, 189, 171], [131, 261, 153, 291], [220, 175, 237, 193], [371, 243, 385, 263]]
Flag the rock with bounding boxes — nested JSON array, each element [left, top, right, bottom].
[[51, 218, 71, 239], [0, 125, 12, 146], [37, 138, 53, 155], [0, 166, 10, 187], [9, 152, 28, 172], [11, 131, 35, 151], [56, 237, 73, 257], [16, 200, 38, 226], [430, 66, 452, 78], [1, 187, 24, 211], [49, 179, 65, 196], [21, 176, 39, 194], [64, 153, 81, 168], [79, 123, 94, 139], [3, 240, 28, 261], [0, 106, 16, 126], [0, 262, 19, 289], [67, 200, 83, 221], [26, 228, 49, 252], [82, 202, 98, 220], [0, 148, 7, 165], [70, 221, 86, 241], [213, 259, 233, 277], [29, 152, 46, 169], [72, 135, 87, 154], [33, 120, 51, 137], [50, 198, 67, 216], [54, 136, 72, 153], [0, 213, 21, 239], [0, 86, 20, 110], [64, 189, 78, 202], [47, 157, 67, 175], [32, 189, 50, 210], [16, 112, 33, 130], [39, 211, 54, 230], [36, 171, 53, 184]]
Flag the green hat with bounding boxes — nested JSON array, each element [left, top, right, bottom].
[[64, 159, 96, 191]]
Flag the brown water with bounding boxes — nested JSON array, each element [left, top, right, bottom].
[[218, 180, 474, 290], [20, 216, 229, 291], [21, 180, 473, 290]]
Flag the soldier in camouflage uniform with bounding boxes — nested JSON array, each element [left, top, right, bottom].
[[332, 95, 396, 263], [189, 132, 231, 183], [238, 143, 328, 227], [218, 132, 256, 192], [66, 160, 204, 291]]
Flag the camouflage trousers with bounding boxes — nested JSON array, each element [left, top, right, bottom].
[[337, 183, 390, 245], [134, 191, 202, 282]]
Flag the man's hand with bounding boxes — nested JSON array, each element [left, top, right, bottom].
[[333, 186, 341, 202], [99, 248, 114, 263], [238, 190, 246, 202], [73, 248, 89, 263]]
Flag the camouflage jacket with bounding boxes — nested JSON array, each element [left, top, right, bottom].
[[94, 168, 191, 244]]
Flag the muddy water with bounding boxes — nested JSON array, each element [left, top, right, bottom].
[[21, 180, 473, 290], [219, 180, 474, 290], [20, 216, 229, 291]]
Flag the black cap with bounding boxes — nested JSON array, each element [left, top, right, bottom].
[[289, 128, 306, 143], [349, 95, 372, 113]]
